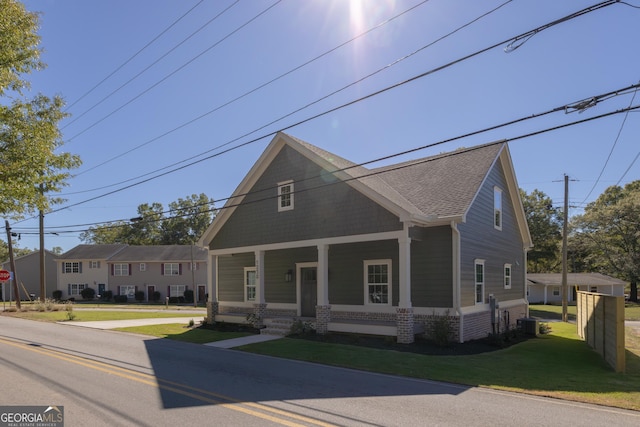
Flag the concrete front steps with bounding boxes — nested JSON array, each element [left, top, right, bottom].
[[261, 318, 295, 336]]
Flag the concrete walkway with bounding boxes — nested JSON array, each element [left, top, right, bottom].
[[57, 316, 282, 348]]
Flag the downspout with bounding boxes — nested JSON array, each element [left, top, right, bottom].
[[451, 221, 463, 343]]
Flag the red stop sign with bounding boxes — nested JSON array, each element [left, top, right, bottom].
[[0, 270, 10, 282]]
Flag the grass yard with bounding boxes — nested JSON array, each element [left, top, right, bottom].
[[1, 310, 201, 322], [530, 302, 640, 321], [236, 322, 640, 411], [113, 323, 252, 343]]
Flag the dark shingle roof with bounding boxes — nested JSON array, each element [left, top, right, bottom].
[[286, 133, 504, 219], [107, 245, 207, 262], [57, 244, 127, 260]]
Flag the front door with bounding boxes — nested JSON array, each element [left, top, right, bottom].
[[148, 285, 155, 302], [198, 285, 206, 302], [300, 267, 317, 317]]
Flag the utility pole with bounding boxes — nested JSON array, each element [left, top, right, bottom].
[[5, 220, 21, 310], [561, 174, 569, 322], [39, 208, 46, 301]]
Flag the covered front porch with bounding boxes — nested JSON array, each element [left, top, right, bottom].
[[205, 229, 424, 343]]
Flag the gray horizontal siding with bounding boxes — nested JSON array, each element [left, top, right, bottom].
[[328, 240, 399, 306], [458, 160, 526, 307], [210, 145, 402, 250], [218, 253, 253, 302], [264, 247, 316, 303], [410, 226, 453, 307]]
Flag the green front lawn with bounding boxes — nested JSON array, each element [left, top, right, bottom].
[[237, 322, 640, 411], [113, 323, 251, 343], [1, 310, 201, 322]]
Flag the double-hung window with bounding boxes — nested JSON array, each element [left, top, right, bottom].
[[475, 260, 485, 304], [163, 263, 180, 276], [68, 283, 87, 295], [364, 260, 391, 305], [169, 285, 186, 298], [278, 180, 294, 212], [119, 285, 135, 298], [64, 262, 80, 273], [244, 267, 256, 302], [114, 263, 129, 276], [504, 264, 512, 289]]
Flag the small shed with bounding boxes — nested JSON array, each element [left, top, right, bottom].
[[527, 273, 626, 304]]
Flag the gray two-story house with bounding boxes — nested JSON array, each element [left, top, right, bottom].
[[198, 132, 532, 343], [107, 245, 208, 302]]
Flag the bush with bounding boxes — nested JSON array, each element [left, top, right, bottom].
[[151, 291, 161, 302], [183, 289, 194, 303], [101, 290, 113, 301], [430, 310, 454, 347], [114, 295, 128, 303], [80, 287, 96, 300], [52, 290, 63, 301], [134, 290, 145, 302]]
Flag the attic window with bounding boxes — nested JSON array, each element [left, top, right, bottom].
[[278, 180, 294, 212], [494, 187, 503, 230]]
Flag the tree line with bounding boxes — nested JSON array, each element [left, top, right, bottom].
[[522, 181, 640, 302]]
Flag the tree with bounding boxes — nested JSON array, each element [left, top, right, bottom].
[[571, 181, 640, 302], [80, 194, 216, 245], [1, 0, 81, 219], [520, 189, 562, 273]]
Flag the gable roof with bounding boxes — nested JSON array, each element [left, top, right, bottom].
[[199, 132, 531, 247], [527, 273, 627, 287], [56, 244, 127, 260]]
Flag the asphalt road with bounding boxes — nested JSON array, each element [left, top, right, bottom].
[[0, 315, 638, 426]]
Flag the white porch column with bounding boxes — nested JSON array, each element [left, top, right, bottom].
[[317, 244, 329, 305], [255, 250, 265, 304], [206, 253, 218, 322], [398, 235, 412, 308], [544, 285, 548, 305]]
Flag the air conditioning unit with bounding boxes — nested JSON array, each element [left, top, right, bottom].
[[517, 318, 539, 336]]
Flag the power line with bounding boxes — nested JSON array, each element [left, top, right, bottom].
[[17, 101, 640, 235], [10, 0, 623, 227], [64, 0, 601, 196], [70, 0, 436, 180], [62, 0, 240, 130], [64, 0, 283, 143], [579, 83, 639, 204], [64, 0, 206, 111]]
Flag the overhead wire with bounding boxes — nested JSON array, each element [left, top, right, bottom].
[[9, 0, 627, 229], [62, 0, 240, 130], [64, 0, 284, 143], [64, 0, 206, 111], [39, 0, 623, 213], [15, 84, 640, 234], [578, 84, 639, 205], [71, 0, 436, 179], [16, 102, 640, 236]]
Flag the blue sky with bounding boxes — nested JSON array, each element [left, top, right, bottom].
[[10, 0, 640, 252]]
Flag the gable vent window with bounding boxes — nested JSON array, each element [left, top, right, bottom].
[[278, 180, 294, 212]]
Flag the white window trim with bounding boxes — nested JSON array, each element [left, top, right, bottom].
[[494, 187, 503, 230], [114, 263, 129, 276], [504, 264, 512, 289], [364, 259, 392, 306], [139, 263, 146, 272], [475, 259, 485, 305], [164, 263, 180, 276], [69, 283, 87, 295], [169, 285, 186, 298], [89, 261, 99, 269], [64, 262, 80, 274], [278, 180, 294, 212], [120, 285, 135, 298], [244, 267, 257, 302]]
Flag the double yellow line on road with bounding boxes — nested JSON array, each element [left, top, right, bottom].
[[0, 337, 336, 427]]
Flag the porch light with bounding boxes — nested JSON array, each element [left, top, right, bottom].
[[285, 269, 293, 282]]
